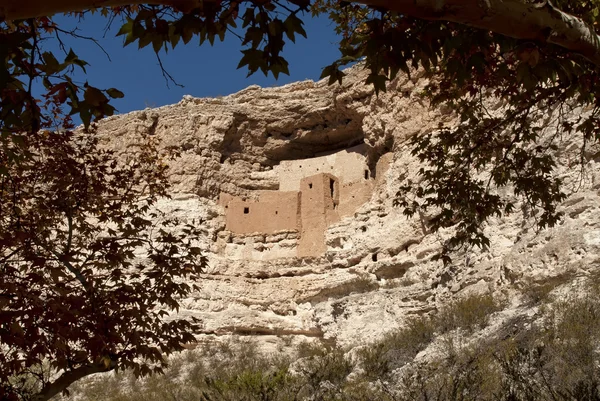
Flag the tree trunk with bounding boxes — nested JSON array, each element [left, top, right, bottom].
[[33, 358, 117, 401]]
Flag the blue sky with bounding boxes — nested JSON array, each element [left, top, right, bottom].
[[47, 11, 343, 116]]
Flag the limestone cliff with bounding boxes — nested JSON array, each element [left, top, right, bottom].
[[95, 64, 600, 347]]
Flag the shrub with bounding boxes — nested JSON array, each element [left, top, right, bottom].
[[344, 274, 380, 295], [357, 315, 437, 381], [295, 344, 353, 388], [436, 293, 502, 334], [521, 271, 574, 305]]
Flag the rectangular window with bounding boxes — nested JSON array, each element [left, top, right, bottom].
[[244, 207, 250, 214]]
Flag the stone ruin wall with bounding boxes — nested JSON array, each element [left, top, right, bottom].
[[221, 191, 301, 235], [215, 230, 300, 261], [217, 144, 389, 259], [277, 144, 370, 192], [297, 173, 340, 257]]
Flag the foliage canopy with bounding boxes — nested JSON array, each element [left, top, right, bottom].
[[0, 129, 207, 400], [3, 0, 600, 399]]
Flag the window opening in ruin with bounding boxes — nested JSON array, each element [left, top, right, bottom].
[[244, 207, 250, 214], [330, 178, 338, 209], [364, 170, 369, 179], [309, 183, 313, 189], [275, 211, 278, 215], [361, 226, 367, 232], [372, 253, 378, 262]]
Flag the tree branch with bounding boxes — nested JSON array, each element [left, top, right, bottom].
[[353, 0, 600, 66], [36, 240, 92, 291], [33, 357, 117, 401], [0, 0, 206, 20]]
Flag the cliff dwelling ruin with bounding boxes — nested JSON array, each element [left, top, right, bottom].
[[218, 145, 389, 259]]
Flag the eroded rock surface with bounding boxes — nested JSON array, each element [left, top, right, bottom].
[[96, 65, 600, 346]]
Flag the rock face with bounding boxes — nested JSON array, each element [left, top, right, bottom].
[[96, 65, 600, 346]]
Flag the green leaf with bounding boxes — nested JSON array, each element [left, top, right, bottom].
[[320, 63, 345, 85], [41, 52, 61, 74], [283, 14, 307, 43], [242, 8, 255, 29], [237, 48, 266, 76], [168, 25, 180, 49], [79, 107, 92, 128], [64, 49, 87, 73], [152, 36, 163, 53], [271, 57, 290, 79], [243, 27, 263, 48], [268, 19, 284, 38], [138, 34, 152, 49], [366, 73, 387, 94], [106, 88, 125, 99], [320, 64, 334, 80], [84, 85, 107, 107], [116, 18, 134, 37], [123, 32, 137, 47]]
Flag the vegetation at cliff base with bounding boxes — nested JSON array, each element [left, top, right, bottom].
[[60, 288, 600, 401]]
